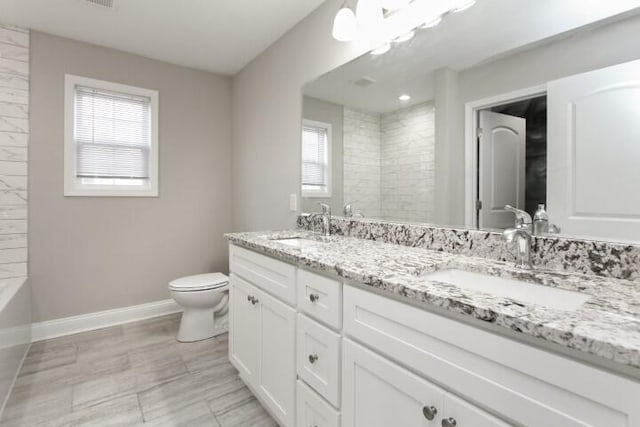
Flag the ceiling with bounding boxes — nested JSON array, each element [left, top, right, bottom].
[[0, 0, 325, 75], [304, 0, 640, 113]]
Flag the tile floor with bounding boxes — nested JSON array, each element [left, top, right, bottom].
[[0, 314, 277, 426]]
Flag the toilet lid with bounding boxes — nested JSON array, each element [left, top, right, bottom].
[[169, 272, 229, 291]]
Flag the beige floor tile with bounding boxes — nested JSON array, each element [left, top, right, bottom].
[[0, 315, 273, 427], [215, 397, 278, 427]]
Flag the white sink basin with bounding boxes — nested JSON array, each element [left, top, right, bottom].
[[422, 269, 590, 311], [274, 238, 323, 248]]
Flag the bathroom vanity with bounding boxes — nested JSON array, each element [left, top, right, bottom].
[[225, 230, 640, 427]]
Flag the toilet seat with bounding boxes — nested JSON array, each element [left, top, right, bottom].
[[169, 272, 228, 292]]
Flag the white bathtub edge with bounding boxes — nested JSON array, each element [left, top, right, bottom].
[[0, 340, 30, 417]]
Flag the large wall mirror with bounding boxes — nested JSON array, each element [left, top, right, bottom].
[[300, 0, 640, 244]]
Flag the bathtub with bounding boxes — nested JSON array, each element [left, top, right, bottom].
[[0, 277, 31, 416]]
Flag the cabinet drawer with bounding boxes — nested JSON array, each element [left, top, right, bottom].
[[297, 314, 341, 407], [297, 268, 342, 329], [297, 380, 341, 427], [343, 285, 638, 427], [229, 244, 296, 305]]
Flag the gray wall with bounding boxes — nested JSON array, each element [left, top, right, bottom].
[[231, 0, 364, 231], [301, 96, 344, 214], [29, 32, 232, 322]]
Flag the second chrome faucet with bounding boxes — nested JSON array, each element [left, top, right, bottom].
[[503, 205, 533, 269]]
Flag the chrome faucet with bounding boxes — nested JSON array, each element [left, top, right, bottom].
[[317, 202, 331, 237], [503, 205, 533, 269], [504, 205, 532, 231], [343, 201, 355, 217]]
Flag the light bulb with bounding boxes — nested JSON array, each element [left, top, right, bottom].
[[393, 30, 414, 43], [421, 15, 442, 29], [399, 94, 411, 101], [356, 0, 384, 38], [332, 7, 358, 41], [370, 43, 391, 55], [452, 0, 476, 13], [380, 0, 410, 11]]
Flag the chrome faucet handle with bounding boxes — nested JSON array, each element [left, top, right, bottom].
[[343, 201, 356, 217], [318, 202, 331, 215], [505, 205, 532, 231]]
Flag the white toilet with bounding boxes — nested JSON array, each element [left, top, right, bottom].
[[169, 272, 229, 342]]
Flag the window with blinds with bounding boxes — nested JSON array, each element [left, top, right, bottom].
[[301, 120, 331, 197], [74, 86, 150, 181], [64, 75, 159, 196]]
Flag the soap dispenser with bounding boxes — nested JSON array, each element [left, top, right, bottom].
[[533, 203, 549, 235]]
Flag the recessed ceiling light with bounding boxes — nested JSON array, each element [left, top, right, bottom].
[[399, 94, 411, 101], [370, 43, 391, 55], [394, 30, 415, 43]]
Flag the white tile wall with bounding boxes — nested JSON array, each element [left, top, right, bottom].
[[0, 25, 28, 277], [343, 103, 435, 222], [381, 102, 435, 222], [343, 108, 381, 218]]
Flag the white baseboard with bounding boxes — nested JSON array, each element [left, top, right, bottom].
[[32, 299, 182, 342]]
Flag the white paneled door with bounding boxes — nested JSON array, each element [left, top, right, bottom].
[[547, 58, 640, 241], [478, 111, 526, 230]]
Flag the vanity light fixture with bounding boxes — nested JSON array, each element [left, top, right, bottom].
[[380, 0, 410, 11], [420, 15, 443, 29], [399, 94, 411, 101], [356, 0, 385, 40], [394, 30, 415, 43], [333, 0, 478, 56], [332, 5, 358, 42], [452, 0, 476, 13], [370, 43, 391, 55]]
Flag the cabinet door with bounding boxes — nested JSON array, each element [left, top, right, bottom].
[[228, 274, 260, 384], [443, 393, 512, 427], [258, 289, 296, 427], [342, 339, 444, 427]]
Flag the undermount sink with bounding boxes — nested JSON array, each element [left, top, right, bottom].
[[273, 237, 324, 248], [422, 269, 590, 311]]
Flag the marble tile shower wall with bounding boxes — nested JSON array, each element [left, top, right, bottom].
[[0, 26, 28, 280], [297, 215, 640, 281], [381, 102, 435, 222], [343, 108, 381, 217]]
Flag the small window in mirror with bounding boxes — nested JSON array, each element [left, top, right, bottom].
[[301, 119, 331, 198]]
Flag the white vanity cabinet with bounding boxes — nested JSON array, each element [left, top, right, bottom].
[[342, 339, 509, 427], [228, 244, 640, 427], [229, 246, 297, 427]]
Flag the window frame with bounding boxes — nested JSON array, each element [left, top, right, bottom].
[[64, 74, 159, 197], [301, 119, 332, 198]]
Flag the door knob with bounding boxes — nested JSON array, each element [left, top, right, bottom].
[[308, 354, 319, 364], [309, 293, 320, 303], [249, 296, 259, 305], [442, 417, 457, 427], [422, 405, 438, 420], [247, 295, 252, 302]]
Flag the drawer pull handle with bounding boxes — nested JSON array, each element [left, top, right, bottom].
[[309, 293, 320, 303], [308, 354, 319, 364], [442, 417, 457, 427], [422, 405, 438, 420]]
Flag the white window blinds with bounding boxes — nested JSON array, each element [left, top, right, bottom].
[[302, 124, 329, 192], [74, 85, 151, 180]]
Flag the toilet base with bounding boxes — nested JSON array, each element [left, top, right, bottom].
[[177, 309, 219, 342]]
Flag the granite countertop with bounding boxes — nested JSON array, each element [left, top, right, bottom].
[[225, 230, 640, 371]]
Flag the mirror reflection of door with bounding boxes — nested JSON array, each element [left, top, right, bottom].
[[478, 111, 526, 230], [477, 96, 548, 230]]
